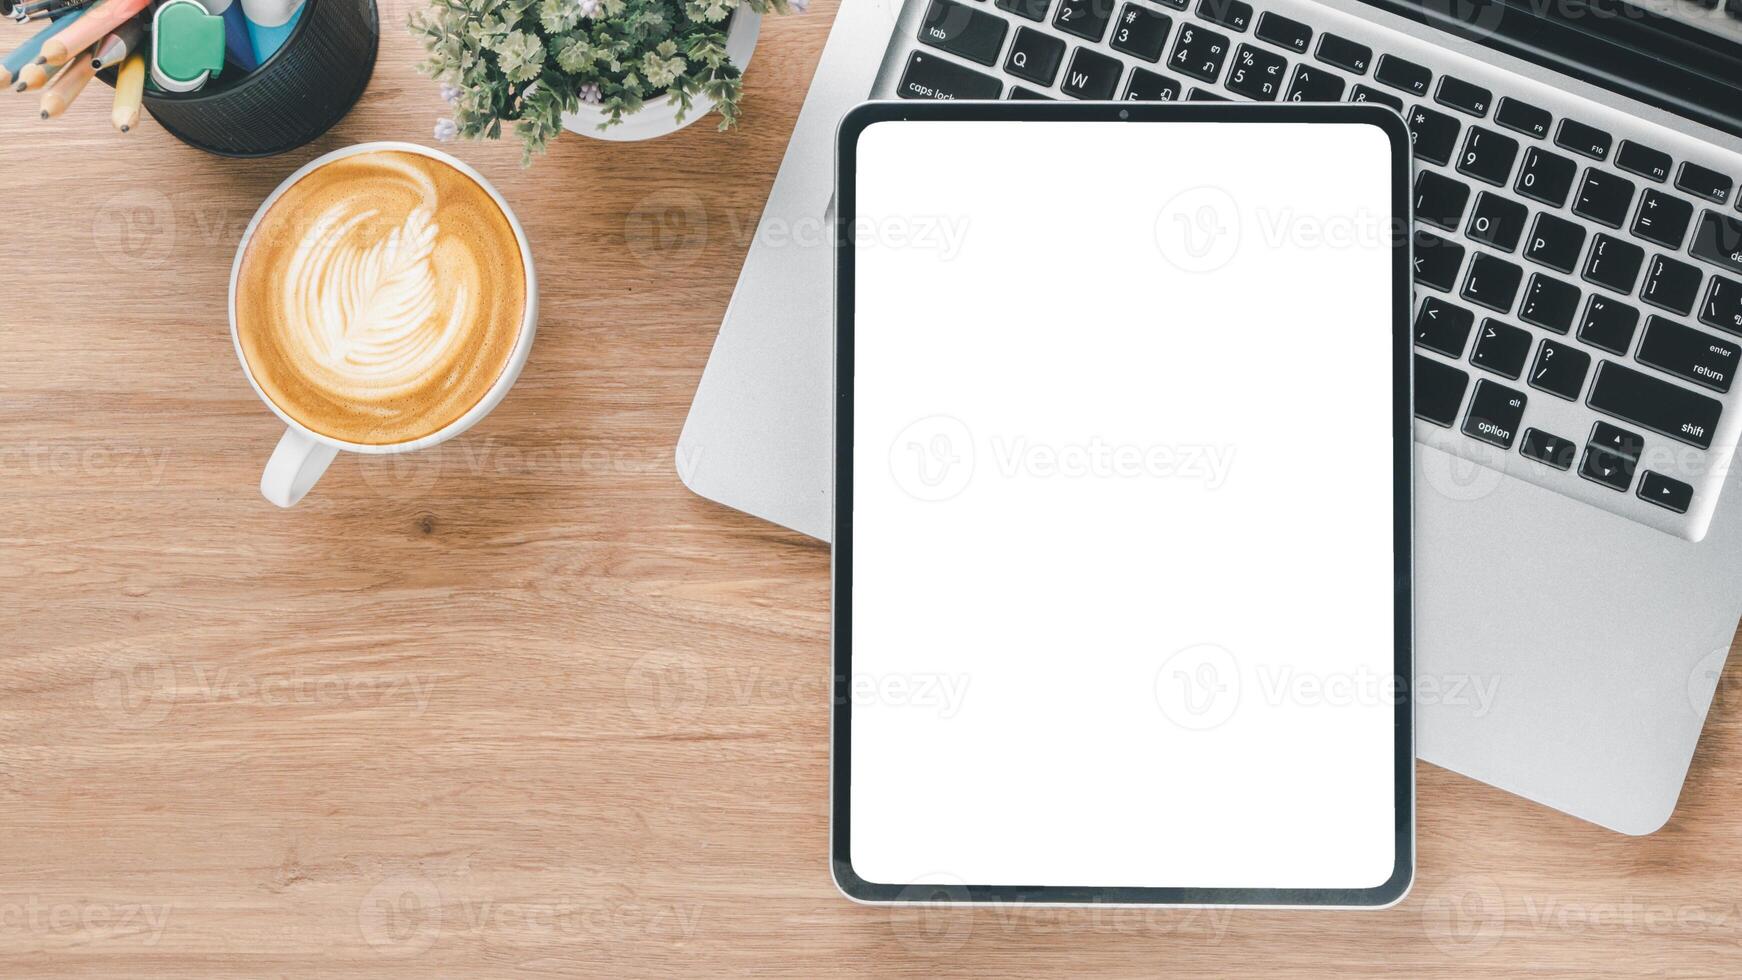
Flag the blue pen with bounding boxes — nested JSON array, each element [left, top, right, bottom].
[[197, 0, 256, 71], [238, 0, 301, 64], [1, 9, 80, 87]]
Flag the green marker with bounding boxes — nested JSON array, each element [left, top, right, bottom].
[[150, 0, 225, 93]]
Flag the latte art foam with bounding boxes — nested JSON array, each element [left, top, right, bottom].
[[236, 151, 526, 446]]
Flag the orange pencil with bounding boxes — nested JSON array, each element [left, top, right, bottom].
[[36, 0, 148, 67], [13, 60, 55, 91], [39, 43, 95, 118]]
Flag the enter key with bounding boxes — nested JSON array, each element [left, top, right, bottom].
[[1637, 316, 1739, 393]]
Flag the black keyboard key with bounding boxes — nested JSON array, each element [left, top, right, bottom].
[[1590, 420, 1645, 459], [1407, 105, 1460, 166], [1467, 192, 1528, 252], [1571, 170, 1635, 228], [996, 0, 1052, 20], [1122, 67, 1180, 101], [1314, 33, 1370, 74], [1187, 87, 1228, 100], [1584, 234, 1646, 294], [1528, 338, 1591, 399], [1414, 354, 1470, 427], [1284, 63, 1344, 102], [1374, 54, 1430, 96], [1615, 140, 1672, 182], [1701, 275, 1742, 334], [1254, 11, 1310, 53], [1456, 127, 1518, 186], [1435, 75, 1491, 116], [1414, 230, 1466, 292], [1471, 318, 1532, 378], [1170, 24, 1230, 82], [1494, 97, 1551, 139], [1110, 4, 1171, 61], [898, 52, 1003, 100], [1006, 26, 1066, 85], [1524, 213, 1587, 274], [1414, 170, 1470, 231], [1055, 0, 1115, 40], [1060, 47, 1123, 98], [1008, 85, 1055, 99], [1638, 470, 1693, 513], [1520, 428, 1576, 469], [1632, 189, 1694, 250], [1519, 273, 1580, 333], [1578, 296, 1640, 355], [1676, 162, 1734, 205], [1586, 360, 1722, 448], [1580, 445, 1636, 492], [1641, 254, 1703, 316], [1462, 378, 1527, 448], [1514, 147, 1577, 207], [919, 0, 1011, 66], [1415, 297, 1475, 357], [1152, 0, 1187, 8], [1638, 315, 1737, 392], [1555, 118, 1611, 160], [1226, 44, 1286, 100], [1690, 210, 1742, 275], [1349, 84, 1402, 111], [1198, 0, 1252, 31], [1461, 252, 1524, 312]]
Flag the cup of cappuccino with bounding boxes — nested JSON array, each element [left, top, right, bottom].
[[229, 142, 537, 506]]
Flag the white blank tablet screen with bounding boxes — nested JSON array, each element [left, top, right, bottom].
[[848, 119, 1400, 891]]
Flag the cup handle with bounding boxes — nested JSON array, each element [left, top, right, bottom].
[[261, 428, 339, 507]]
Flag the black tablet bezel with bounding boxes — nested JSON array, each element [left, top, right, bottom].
[[831, 100, 1414, 908]]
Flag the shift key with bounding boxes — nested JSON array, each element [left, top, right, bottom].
[[1586, 361, 1722, 449], [897, 51, 1003, 100]]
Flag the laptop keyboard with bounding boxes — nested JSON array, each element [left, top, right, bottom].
[[882, 0, 1742, 540]]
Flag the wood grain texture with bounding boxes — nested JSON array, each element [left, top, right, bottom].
[[2, 7, 1742, 977]]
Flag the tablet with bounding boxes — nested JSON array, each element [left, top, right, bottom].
[[831, 102, 1412, 908]]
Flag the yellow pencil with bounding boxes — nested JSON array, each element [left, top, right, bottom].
[[39, 44, 95, 119], [110, 50, 143, 132]]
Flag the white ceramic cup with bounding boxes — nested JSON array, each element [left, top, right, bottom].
[[229, 141, 539, 507]]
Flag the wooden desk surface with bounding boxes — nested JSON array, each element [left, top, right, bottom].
[[3, 8, 1741, 976]]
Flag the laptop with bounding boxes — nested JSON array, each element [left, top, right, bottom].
[[678, 0, 1742, 834]]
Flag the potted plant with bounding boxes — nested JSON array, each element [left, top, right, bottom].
[[411, 0, 800, 158]]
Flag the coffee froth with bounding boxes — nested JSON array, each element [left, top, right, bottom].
[[235, 150, 527, 446]]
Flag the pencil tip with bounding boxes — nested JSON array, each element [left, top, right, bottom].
[[119, 125, 129, 133], [39, 110, 48, 119]]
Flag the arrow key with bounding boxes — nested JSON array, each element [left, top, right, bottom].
[[1579, 445, 1637, 492], [1638, 470, 1693, 513]]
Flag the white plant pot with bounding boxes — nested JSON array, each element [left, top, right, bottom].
[[560, 9, 762, 142]]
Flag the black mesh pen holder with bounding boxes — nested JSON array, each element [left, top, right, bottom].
[[140, 0, 379, 157]]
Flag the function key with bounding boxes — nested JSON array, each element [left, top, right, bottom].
[[1198, 0, 1253, 31], [1580, 445, 1636, 492], [1060, 47, 1123, 98], [1408, 105, 1460, 167], [1415, 297, 1475, 357], [918, 0, 1010, 66], [1414, 354, 1470, 427], [1054, 0, 1113, 42], [1314, 33, 1371, 74], [1005, 27, 1066, 85], [1590, 420, 1645, 459], [1676, 162, 1734, 205], [1494, 97, 1551, 139], [1520, 428, 1576, 469], [1577, 295, 1640, 355], [1583, 233, 1646, 295], [898, 52, 1003, 100], [1571, 169, 1636, 229], [1374, 54, 1430, 96], [1254, 11, 1311, 53], [1638, 471, 1693, 513], [1462, 378, 1528, 449], [1555, 118, 1611, 160], [1170, 24, 1231, 82], [1701, 275, 1742, 334], [995, 0, 1052, 21], [1110, 4, 1173, 62], [1631, 188, 1694, 250], [1122, 67, 1181, 101], [1226, 44, 1287, 100], [1285, 63, 1345, 102], [1435, 75, 1492, 117], [1615, 140, 1672, 182], [1455, 126, 1519, 186], [1349, 84, 1402, 111], [1690, 209, 1742, 275]]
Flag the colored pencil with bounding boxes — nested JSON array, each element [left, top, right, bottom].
[[37, 0, 147, 66], [38, 41, 94, 117], [0, 9, 80, 85], [109, 49, 142, 131]]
